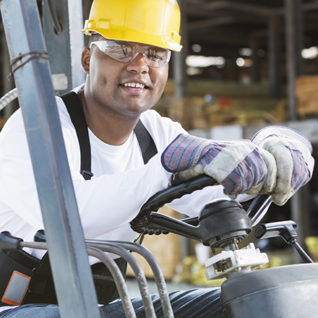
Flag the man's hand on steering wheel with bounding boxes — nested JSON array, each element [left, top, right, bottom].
[[161, 131, 314, 206]]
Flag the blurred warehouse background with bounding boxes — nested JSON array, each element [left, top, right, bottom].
[[1, 0, 318, 285]]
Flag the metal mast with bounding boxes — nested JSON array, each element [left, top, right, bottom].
[[0, 0, 100, 317]]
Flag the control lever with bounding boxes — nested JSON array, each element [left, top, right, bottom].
[[246, 194, 272, 226], [34, 229, 46, 242], [254, 221, 314, 263], [0, 231, 23, 251], [144, 212, 201, 240]]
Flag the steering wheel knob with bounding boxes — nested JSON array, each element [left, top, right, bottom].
[[199, 200, 252, 248]]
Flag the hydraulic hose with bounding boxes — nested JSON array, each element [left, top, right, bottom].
[[87, 240, 175, 318], [0, 88, 17, 111]]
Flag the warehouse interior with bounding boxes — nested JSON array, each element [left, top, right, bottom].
[[1, 0, 318, 288]]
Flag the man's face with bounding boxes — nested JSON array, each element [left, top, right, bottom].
[[82, 39, 169, 118]]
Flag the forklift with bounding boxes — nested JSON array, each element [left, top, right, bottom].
[[1, 1, 318, 317]]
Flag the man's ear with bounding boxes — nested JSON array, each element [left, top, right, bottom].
[[81, 48, 91, 74]]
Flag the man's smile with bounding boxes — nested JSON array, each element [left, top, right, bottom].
[[119, 79, 151, 96]]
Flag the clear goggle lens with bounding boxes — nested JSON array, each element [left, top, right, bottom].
[[90, 40, 171, 67]]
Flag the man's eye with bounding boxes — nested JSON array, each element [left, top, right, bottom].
[[121, 46, 131, 57], [107, 46, 131, 57], [147, 49, 164, 61], [107, 47, 123, 53]]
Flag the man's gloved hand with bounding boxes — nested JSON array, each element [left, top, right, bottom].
[[256, 135, 314, 205], [161, 133, 275, 198], [161, 133, 314, 206]]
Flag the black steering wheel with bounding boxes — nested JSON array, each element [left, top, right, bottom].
[[130, 174, 271, 248]]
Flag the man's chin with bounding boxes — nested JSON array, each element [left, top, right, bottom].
[[123, 100, 156, 115], [121, 106, 150, 118]]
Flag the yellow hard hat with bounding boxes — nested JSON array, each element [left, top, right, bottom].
[[82, 0, 182, 52]]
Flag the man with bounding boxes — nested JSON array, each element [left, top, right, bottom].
[[0, 0, 314, 317]]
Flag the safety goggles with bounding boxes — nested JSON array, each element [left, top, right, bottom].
[[90, 40, 171, 68]]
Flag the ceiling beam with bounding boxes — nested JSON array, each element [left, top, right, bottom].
[[203, 1, 273, 16], [303, 1, 318, 11], [188, 16, 236, 31]]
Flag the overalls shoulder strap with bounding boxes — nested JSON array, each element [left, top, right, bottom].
[[61, 91, 158, 180], [61, 91, 92, 180]]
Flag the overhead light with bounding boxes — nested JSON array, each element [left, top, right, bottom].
[[192, 44, 202, 53], [239, 48, 252, 56], [236, 57, 245, 67], [186, 55, 225, 67], [236, 57, 252, 67], [302, 46, 318, 59]]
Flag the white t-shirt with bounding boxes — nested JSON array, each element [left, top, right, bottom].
[[0, 93, 228, 261]]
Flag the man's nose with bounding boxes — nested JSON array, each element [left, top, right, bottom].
[[126, 53, 149, 74]]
